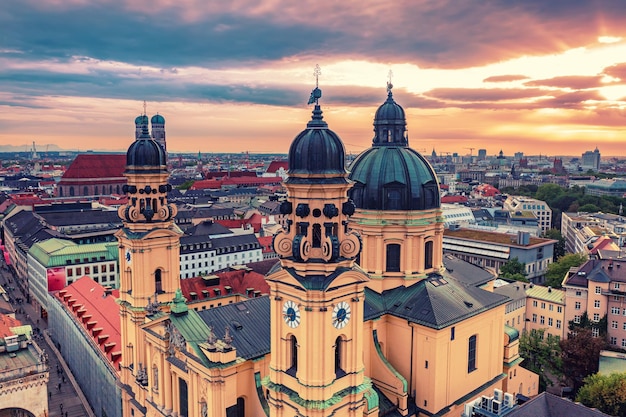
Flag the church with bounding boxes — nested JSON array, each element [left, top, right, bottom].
[[115, 83, 537, 417]]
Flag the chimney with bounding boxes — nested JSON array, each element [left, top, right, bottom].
[[548, 286, 552, 292]]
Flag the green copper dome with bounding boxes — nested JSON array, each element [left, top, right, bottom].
[[151, 114, 165, 124], [135, 115, 149, 125], [348, 87, 439, 211]]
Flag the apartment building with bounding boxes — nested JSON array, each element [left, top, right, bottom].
[[525, 285, 566, 340], [503, 196, 552, 234]]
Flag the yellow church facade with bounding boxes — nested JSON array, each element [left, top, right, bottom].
[[116, 86, 537, 417]]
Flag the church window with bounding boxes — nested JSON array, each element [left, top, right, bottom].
[[94, 186, 99, 195], [386, 244, 401, 272], [425, 241, 434, 269], [155, 269, 163, 293], [312, 224, 322, 248], [288, 335, 298, 375], [226, 397, 245, 417], [83, 186, 89, 195], [387, 189, 401, 210], [178, 378, 188, 417], [335, 336, 346, 377], [69, 187, 75, 197], [468, 335, 477, 373]]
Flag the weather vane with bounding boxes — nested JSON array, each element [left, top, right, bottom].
[[308, 64, 322, 105], [387, 69, 393, 93]]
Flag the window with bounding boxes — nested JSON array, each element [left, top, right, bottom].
[[574, 315, 581, 324], [594, 300, 601, 308], [424, 241, 434, 270], [548, 318, 553, 326], [549, 304, 553, 311], [593, 313, 600, 322], [557, 306, 562, 313], [556, 320, 562, 329], [386, 244, 401, 272], [540, 316, 545, 325], [623, 322, 626, 330], [76, 267, 82, 276], [468, 335, 477, 373], [575, 302, 581, 310], [612, 307, 620, 315], [93, 265, 99, 274], [610, 337, 617, 345], [576, 291, 582, 296], [289, 336, 298, 373], [615, 282, 621, 290], [612, 321, 618, 329], [532, 314, 537, 323], [67, 269, 73, 277], [451, 326, 455, 341], [533, 300, 538, 307], [596, 286, 601, 294], [592, 328, 599, 337], [84, 266, 90, 275], [623, 339, 626, 348], [109, 264, 115, 272], [541, 302, 546, 309], [334, 337, 344, 376], [155, 269, 163, 293]]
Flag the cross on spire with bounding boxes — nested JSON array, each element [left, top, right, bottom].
[[314, 64, 321, 88], [143, 100, 147, 116], [387, 70, 393, 93]]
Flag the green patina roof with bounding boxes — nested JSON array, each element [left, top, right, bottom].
[[525, 285, 565, 304], [504, 324, 519, 342], [28, 238, 118, 266]]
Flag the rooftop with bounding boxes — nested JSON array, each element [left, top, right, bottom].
[[444, 229, 554, 247]]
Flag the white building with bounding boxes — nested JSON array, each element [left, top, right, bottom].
[[503, 196, 552, 234]]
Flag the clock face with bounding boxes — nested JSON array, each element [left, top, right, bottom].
[[332, 301, 351, 329], [282, 300, 301, 328]]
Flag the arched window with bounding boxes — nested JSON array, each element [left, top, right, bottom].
[[424, 241, 434, 270], [155, 269, 163, 293], [386, 244, 401, 272], [59, 187, 64, 197], [69, 186, 75, 197], [83, 186, 88, 196], [386, 189, 402, 210], [335, 336, 345, 376], [288, 335, 298, 374], [116, 185, 121, 194], [94, 186, 99, 195]]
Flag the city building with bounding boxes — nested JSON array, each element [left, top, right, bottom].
[[585, 178, 626, 197], [48, 277, 122, 417], [561, 211, 626, 254], [524, 285, 566, 340], [28, 238, 119, 318], [56, 154, 127, 198], [493, 281, 527, 335], [503, 196, 552, 234], [0, 315, 49, 416], [581, 147, 601, 171], [443, 229, 556, 283], [562, 254, 626, 349]]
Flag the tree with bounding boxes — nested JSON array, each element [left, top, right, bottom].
[[498, 257, 529, 282], [560, 327, 607, 391], [576, 372, 626, 416], [578, 203, 600, 213], [177, 180, 195, 190], [519, 329, 562, 391], [543, 229, 565, 260], [544, 253, 587, 289], [535, 183, 564, 206]]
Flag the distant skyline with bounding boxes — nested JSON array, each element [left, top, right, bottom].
[[1, 1, 626, 156]]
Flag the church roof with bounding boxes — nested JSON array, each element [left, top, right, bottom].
[[364, 273, 508, 329], [61, 154, 126, 180]]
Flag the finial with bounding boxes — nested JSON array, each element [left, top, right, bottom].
[[314, 64, 321, 88], [307, 64, 323, 105], [143, 100, 147, 116], [387, 70, 393, 93]]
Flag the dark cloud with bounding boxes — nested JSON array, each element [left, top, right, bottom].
[[524, 75, 606, 89], [3, 0, 626, 70], [539, 90, 605, 109], [483, 75, 529, 83]]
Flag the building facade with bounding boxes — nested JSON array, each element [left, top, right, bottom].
[[503, 196, 552, 234]]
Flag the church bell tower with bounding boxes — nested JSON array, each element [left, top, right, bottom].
[[115, 122, 181, 416], [265, 69, 378, 417]]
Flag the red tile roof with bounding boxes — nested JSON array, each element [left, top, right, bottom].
[[56, 277, 121, 372], [61, 154, 126, 180], [179, 269, 269, 302], [0, 314, 21, 338], [257, 236, 274, 253], [441, 195, 468, 203], [266, 161, 288, 173]]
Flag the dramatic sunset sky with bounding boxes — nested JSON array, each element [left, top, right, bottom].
[[2, 1, 626, 157]]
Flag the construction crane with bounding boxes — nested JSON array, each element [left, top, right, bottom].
[[464, 147, 475, 156]]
